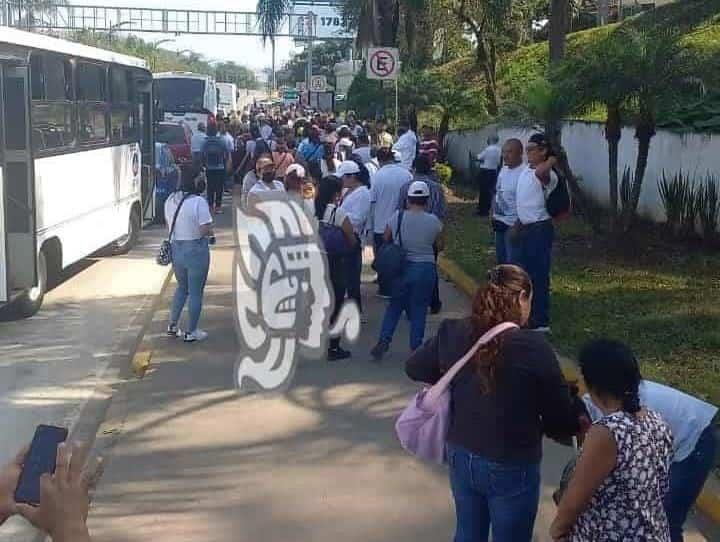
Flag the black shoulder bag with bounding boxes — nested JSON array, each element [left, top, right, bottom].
[[373, 211, 407, 279], [156, 193, 192, 266]]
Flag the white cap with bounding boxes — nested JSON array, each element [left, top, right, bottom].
[[336, 160, 361, 177], [338, 137, 353, 148], [408, 180, 430, 198], [336, 124, 349, 133], [285, 163, 306, 179], [392, 149, 402, 163]]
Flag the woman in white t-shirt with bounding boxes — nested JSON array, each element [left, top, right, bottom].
[[315, 175, 357, 361], [164, 167, 215, 343]]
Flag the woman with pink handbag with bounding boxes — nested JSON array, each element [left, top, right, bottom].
[[405, 265, 583, 542]]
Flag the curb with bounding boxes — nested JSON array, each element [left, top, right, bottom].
[[437, 253, 720, 526]]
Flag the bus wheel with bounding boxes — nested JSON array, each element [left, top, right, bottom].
[[112, 207, 140, 255], [14, 250, 47, 318]]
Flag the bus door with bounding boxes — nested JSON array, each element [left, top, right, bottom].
[[137, 77, 155, 222], [0, 60, 35, 302]]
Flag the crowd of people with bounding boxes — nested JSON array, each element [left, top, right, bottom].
[[150, 102, 719, 542]]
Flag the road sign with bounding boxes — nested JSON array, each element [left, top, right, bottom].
[[296, 82, 307, 92], [310, 75, 327, 92], [367, 47, 399, 80]]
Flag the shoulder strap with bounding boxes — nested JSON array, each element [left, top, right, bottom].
[[424, 322, 520, 405], [329, 205, 338, 224], [168, 193, 192, 241], [396, 210, 405, 247]]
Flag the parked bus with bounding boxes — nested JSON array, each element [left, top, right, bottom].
[[216, 82, 237, 118], [154, 72, 217, 133], [0, 27, 154, 317]]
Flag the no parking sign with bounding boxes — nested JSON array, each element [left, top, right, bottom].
[[367, 47, 399, 80]]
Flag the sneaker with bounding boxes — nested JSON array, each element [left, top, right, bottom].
[[530, 326, 551, 334], [167, 324, 181, 337], [430, 302, 442, 315], [370, 340, 390, 361], [376, 293, 391, 300], [215, 207, 224, 214], [184, 329, 209, 342], [328, 347, 351, 362]]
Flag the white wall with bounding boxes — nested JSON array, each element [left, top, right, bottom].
[[446, 121, 719, 222]]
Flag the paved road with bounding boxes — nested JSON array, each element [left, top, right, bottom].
[[0, 226, 170, 541], [85, 205, 717, 542]]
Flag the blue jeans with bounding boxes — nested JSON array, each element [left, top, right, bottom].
[[494, 227, 513, 265], [447, 443, 540, 542], [345, 242, 363, 314], [665, 424, 718, 542], [379, 261, 436, 350], [510, 220, 554, 327], [170, 238, 210, 333]]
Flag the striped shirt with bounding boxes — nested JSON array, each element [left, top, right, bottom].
[[396, 173, 446, 220]]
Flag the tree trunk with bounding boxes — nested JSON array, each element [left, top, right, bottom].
[[549, 0, 569, 64], [374, 0, 397, 46], [606, 102, 622, 229], [475, 39, 499, 116], [632, 122, 653, 218], [438, 110, 450, 161]]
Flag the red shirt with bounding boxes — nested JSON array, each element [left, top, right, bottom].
[[419, 138, 439, 165]]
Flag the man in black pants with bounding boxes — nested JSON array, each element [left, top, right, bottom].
[[475, 135, 501, 215]]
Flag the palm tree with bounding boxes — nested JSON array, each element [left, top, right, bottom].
[[623, 27, 701, 225], [559, 31, 636, 229]]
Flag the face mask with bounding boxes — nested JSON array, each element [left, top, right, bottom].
[[195, 179, 207, 194], [262, 171, 275, 183]]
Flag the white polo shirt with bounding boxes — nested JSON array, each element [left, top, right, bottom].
[[493, 164, 524, 226], [370, 164, 413, 234], [340, 185, 371, 236], [478, 144, 501, 170], [515, 165, 554, 225]]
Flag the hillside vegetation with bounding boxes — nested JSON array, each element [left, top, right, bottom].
[[436, 0, 720, 131]]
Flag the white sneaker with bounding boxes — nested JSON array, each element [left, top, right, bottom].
[[530, 326, 551, 334], [184, 329, 208, 342]]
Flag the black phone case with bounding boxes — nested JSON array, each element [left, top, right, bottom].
[[14, 424, 68, 506]]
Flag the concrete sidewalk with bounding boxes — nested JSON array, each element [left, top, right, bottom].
[[87, 208, 714, 542]]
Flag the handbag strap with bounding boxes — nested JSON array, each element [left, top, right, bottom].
[[425, 322, 520, 404], [168, 192, 192, 242], [396, 210, 405, 247]]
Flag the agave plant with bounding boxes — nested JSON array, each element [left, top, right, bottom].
[[698, 173, 720, 241], [658, 171, 688, 236], [681, 179, 701, 239]]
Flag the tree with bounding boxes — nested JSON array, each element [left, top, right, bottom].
[[277, 41, 351, 88], [559, 30, 635, 229], [214, 62, 259, 89], [621, 28, 701, 227]]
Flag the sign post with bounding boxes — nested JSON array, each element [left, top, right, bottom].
[[367, 47, 400, 129], [310, 75, 327, 93]]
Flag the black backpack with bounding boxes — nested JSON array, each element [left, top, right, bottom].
[[546, 167, 572, 219]]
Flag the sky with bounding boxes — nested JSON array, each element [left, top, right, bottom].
[[100, 0, 297, 73]]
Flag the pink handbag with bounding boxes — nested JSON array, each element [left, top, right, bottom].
[[395, 322, 519, 465]]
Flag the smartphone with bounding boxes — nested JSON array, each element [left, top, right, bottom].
[[14, 424, 69, 506]]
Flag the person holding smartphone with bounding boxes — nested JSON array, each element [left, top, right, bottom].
[[0, 442, 92, 542]]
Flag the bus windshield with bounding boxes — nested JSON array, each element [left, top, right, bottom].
[[155, 78, 207, 113]]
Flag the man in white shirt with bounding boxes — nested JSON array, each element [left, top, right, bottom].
[[354, 133, 373, 164], [338, 160, 371, 314], [492, 139, 524, 264], [509, 133, 557, 332], [370, 147, 413, 297], [218, 121, 235, 153], [476, 135, 502, 215], [579, 341, 718, 542], [392, 120, 418, 170]]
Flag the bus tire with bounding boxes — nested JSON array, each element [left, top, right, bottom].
[[14, 249, 47, 318], [112, 207, 140, 255]]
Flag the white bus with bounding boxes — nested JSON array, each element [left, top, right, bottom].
[[0, 27, 154, 317], [154, 72, 217, 133], [216, 82, 237, 118]]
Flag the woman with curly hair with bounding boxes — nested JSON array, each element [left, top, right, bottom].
[[405, 264, 582, 542]]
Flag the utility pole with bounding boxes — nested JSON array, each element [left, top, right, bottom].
[[271, 37, 276, 92], [306, 12, 314, 106]]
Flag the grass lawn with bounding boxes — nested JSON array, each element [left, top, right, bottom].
[[444, 185, 720, 408]]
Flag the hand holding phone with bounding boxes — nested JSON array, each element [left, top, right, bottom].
[[16, 441, 91, 542], [14, 424, 68, 506]]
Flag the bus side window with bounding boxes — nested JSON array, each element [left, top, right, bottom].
[[30, 53, 75, 152], [110, 67, 136, 143], [77, 62, 108, 144]]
